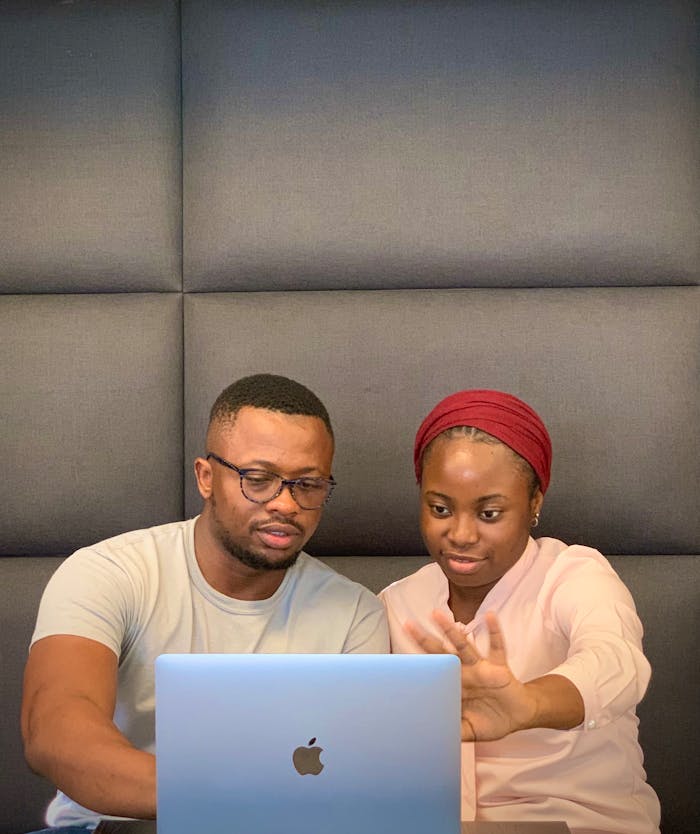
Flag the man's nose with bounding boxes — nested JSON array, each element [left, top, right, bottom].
[[265, 481, 300, 513]]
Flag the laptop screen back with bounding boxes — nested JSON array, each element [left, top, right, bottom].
[[156, 653, 461, 834]]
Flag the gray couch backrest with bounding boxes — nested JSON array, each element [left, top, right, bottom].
[[1, 3, 697, 833]]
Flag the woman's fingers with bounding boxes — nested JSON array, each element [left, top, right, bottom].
[[403, 610, 508, 668], [483, 611, 508, 665], [403, 619, 454, 654], [431, 610, 482, 665]]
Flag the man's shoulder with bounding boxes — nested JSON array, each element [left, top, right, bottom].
[[292, 553, 382, 608], [293, 552, 367, 589], [75, 517, 195, 558], [57, 518, 196, 582]]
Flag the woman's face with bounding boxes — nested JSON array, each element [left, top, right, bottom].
[[420, 436, 543, 593]]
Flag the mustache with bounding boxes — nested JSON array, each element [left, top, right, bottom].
[[251, 514, 304, 534]]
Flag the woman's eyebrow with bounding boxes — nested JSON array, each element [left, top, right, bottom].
[[424, 490, 452, 500], [425, 490, 509, 499]]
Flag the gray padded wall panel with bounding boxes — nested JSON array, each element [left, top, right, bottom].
[[184, 288, 699, 557], [610, 554, 700, 834], [183, 1, 699, 291], [0, 295, 184, 555], [0, 0, 181, 292]]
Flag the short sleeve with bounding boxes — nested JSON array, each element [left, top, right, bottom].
[[31, 545, 136, 658]]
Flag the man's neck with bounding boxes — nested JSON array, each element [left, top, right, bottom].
[[193, 515, 289, 600]]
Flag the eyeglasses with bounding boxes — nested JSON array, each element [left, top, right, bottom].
[[206, 452, 336, 510]]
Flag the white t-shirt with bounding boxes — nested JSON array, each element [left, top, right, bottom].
[[379, 537, 661, 834], [31, 517, 389, 827]]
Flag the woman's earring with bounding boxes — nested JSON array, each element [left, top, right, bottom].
[[531, 513, 540, 528]]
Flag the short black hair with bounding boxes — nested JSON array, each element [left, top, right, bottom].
[[209, 373, 333, 439]]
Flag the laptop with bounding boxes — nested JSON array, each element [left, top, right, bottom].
[[155, 653, 461, 834]]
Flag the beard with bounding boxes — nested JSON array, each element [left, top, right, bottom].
[[210, 496, 302, 572], [216, 528, 300, 572]]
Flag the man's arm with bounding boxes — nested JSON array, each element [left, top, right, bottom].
[[21, 634, 157, 819]]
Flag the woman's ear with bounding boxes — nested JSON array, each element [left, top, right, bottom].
[[531, 488, 544, 520]]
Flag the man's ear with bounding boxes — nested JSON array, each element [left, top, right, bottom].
[[194, 456, 213, 500]]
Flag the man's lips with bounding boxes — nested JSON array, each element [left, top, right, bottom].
[[253, 522, 303, 550]]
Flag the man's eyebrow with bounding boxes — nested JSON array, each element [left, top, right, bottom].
[[243, 460, 325, 476]]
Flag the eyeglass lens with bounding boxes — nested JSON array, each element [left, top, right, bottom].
[[240, 471, 332, 509]]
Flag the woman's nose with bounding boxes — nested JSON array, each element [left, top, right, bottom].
[[446, 514, 479, 548]]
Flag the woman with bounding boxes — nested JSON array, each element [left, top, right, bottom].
[[380, 389, 660, 834]]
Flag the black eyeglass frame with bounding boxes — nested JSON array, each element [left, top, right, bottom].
[[206, 452, 336, 509]]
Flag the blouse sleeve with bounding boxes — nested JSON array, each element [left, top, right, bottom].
[[541, 547, 651, 731]]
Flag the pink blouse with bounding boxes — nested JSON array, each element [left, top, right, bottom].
[[379, 537, 661, 834]]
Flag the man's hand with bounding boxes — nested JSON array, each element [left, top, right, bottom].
[[405, 609, 584, 741]]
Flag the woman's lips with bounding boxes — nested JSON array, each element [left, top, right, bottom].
[[444, 553, 485, 575]]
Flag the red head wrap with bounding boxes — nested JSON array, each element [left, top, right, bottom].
[[413, 389, 552, 493]]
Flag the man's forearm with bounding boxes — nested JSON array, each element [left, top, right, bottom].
[[24, 700, 157, 819]]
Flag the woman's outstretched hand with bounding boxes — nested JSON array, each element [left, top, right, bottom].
[[405, 610, 539, 742]]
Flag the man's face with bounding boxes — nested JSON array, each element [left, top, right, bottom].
[[196, 406, 334, 571]]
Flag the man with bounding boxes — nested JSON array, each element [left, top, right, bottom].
[[21, 374, 389, 830]]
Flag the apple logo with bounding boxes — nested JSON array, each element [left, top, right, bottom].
[[292, 737, 324, 775]]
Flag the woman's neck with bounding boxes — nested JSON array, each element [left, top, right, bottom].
[[448, 578, 499, 625]]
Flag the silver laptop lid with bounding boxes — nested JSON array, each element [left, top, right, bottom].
[[156, 653, 461, 834]]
